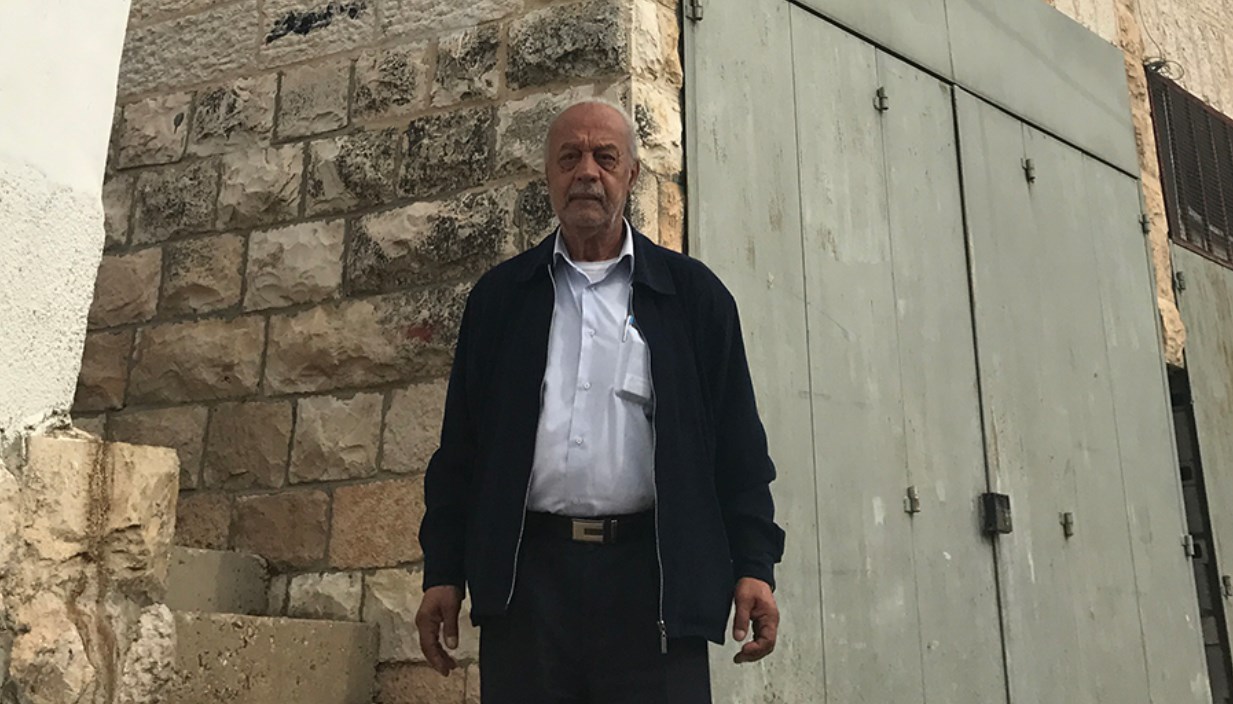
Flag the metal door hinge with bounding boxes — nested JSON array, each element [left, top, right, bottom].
[[1174, 271, 1187, 293], [1060, 511, 1075, 539], [1139, 213, 1151, 235], [874, 87, 890, 113], [1022, 158, 1037, 184], [904, 486, 922, 515], [686, 0, 703, 21], [1223, 576, 1233, 598], [981, 493, 1013, 535], [1183, 534, 1198, 557]]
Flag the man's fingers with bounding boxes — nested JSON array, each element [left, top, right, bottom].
[[733, 596, 752, 642], [443, 598, 461, 650], [733, 612, 778, 664], [416, 605, 457, 675]]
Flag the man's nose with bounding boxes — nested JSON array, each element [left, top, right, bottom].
[[574, 152, 601, 181]]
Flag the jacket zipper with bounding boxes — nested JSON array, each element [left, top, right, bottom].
[[633, 285, 669, 655], [505, 262, 559, 610]]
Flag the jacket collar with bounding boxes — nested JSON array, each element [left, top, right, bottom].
[[515, 221, 676, 295]]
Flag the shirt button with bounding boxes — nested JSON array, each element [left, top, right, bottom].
[[574, 437, 584, 446], [586, 329, 596, 337], [583, 382, 592, 390]]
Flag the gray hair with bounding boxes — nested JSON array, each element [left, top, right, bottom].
[[543, 97, 641, 167]]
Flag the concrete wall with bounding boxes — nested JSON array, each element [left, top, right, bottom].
[[1043, 0, 1233, 367], [0, 0, 132, 465]]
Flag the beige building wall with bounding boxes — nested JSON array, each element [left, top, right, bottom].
[[0, 0, 132, 465], [1045, 0, 1233, 366]]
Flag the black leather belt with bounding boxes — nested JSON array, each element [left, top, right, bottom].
[[523, 510, 655, 545]]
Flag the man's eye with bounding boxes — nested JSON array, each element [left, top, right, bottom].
[[560, 153, 580, 168], [597, 153, 618, 168]]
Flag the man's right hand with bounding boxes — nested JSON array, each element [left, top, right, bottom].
[[415, 585, 464, 676]]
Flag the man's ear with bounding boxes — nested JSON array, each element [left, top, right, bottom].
[[629, 159, 642, 190]]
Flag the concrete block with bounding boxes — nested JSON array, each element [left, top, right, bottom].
[[166, 547, 269, 615]]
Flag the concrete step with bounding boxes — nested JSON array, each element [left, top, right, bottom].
[[166, 546, 269, 616], [170, 611, 378, 704]]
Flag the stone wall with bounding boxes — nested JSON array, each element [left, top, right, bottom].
[[75, 0, 683, 698], [1043, 0, 1233, 367]]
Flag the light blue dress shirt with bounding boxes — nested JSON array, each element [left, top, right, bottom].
[[527, 221, 656, 517]]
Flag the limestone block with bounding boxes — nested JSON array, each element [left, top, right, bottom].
[[288, 571, 363, 621], [246, 220, 344, 311], [232, 490, 329, 569], [104, 442, 181, 595], [162, 234, 245, 316], [128, 0, 231, 26], [350, 185, 517, 294], [189, 74, 278, 156], [633, 81, 682, 176], [0, 467, 17, 571], [381, 380, 447, 475], [117, 93, 192, 168], [329, 480, 424, 569], [306, 129, 400, 215], [260, 0, 377, 67], [290, 393, 382, 484], [119, 1, 259, 97], [128, 317, 266, 404], [465, 663, 480, 704], [363, 568, 479, 664], [632, 0, 682, 87], [433, 26, 500, 107], [278, 59, 352, 139], [496, 86, 603, 176], [659, 178, 684, 252], [202, 401, 293, 489], [109, 406, 209, 490], [508, 0, 627, 90], [132, 159, 220, 244], [89, 248, 162, 329], [7, 595, 94, 704], [268, 573, 290, 616], [398, 107, 496, 199], [354, 43, 431, 121], [74, 330, 135, 413], [217, 145, 303, 230], [115, 604, 177, 704], [72, 415, 108, 439], [515, 178, 556, 249], [103, 173, 135, 250], [628, 171, 659, 242], [381, 0, 522, 39], [263, 285, 467, 394], [376, 663, 466, 703], [174, 492, 231, 550]]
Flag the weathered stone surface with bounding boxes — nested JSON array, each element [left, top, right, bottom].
[[119, 1, 259, 97], [330, 480, 424, 569], [659, 178, 683, 252], [278, 59, 352, 139], [287, 571, 362, 621], [354, 43, 430, 121], [508, 0, 627, 90], [376, 663, 466, 703], [362, 568, 479, 665], [633, 81, 683, 176], [350, 186, 516, 294], [306, 129, 399, 215], [8, 595, 94, 704], [132, 158, 220, 244], [74, 330, 134, 412], [0, 466, 19, 573], [465, 663, 480, 704], [632, 0, 683, 87], [117, 93, 192, 168], [89, 248, 162, 328], [515, 178, 556, 249], [381, 380, 446, 475], [496, 86, 596, 176], [628, 171, 659, 242], [246, 220, 344, 311], [128, 316, 266, 403], [110, 406, 209, 490], [72, 414, 108, 439], [103, 172, 135, 250], [433, 25, 500, 107], [217, 145, 303, 230], [264, 285, 468, 394], [399, 107, 496, 199], [202, 401, 293, 489], [116, 604, 177, 704], [381, 0, 521, 39], [290, 393, 382, 484], [260, 0, 377, 67], [174, 491, 231, 550], [233, 490, 329, 569], [128, 0, 231, 26], [267, 573, 290, 615], [189, 74, 278, 156], [162, 234, 245, 315]]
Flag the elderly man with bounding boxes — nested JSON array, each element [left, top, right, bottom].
[[416, 99, 785, 703]]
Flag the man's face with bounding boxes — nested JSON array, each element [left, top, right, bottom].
[[545, 104, 640, 236]]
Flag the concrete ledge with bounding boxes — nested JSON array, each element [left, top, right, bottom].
[[166, 546, 269, 615]]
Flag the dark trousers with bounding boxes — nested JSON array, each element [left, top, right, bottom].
[[478, 529, 712, 704]]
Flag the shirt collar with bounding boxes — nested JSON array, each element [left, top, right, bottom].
[[553, 219, 635, 272]]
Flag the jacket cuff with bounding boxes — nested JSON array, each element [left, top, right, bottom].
[[734, 560, 776, 592], [422, 568, 466, 592]]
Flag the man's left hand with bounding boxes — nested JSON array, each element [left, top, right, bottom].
[[732, 577, 779, 664]]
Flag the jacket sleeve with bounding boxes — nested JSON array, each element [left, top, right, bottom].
[[419, 285, 482, 591], [710, 291, 787, 589]]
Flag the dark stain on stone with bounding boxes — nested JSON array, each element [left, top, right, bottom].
[[266, 1, 366, 44], [173, 112, 185, 129], [404, 325, 434, 343]]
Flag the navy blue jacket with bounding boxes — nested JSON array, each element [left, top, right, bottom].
[[420, 227, 786, 644]]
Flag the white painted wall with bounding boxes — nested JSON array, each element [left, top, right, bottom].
[[0, 0, 132, 464]]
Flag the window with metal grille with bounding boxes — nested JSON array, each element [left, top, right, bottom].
[[1149, 72, 1233, 266]]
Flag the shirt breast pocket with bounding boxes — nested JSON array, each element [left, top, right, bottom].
[[615, 324, 653, 406]]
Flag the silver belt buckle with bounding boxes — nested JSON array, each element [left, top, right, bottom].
[[571, 519, 606, 543]]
